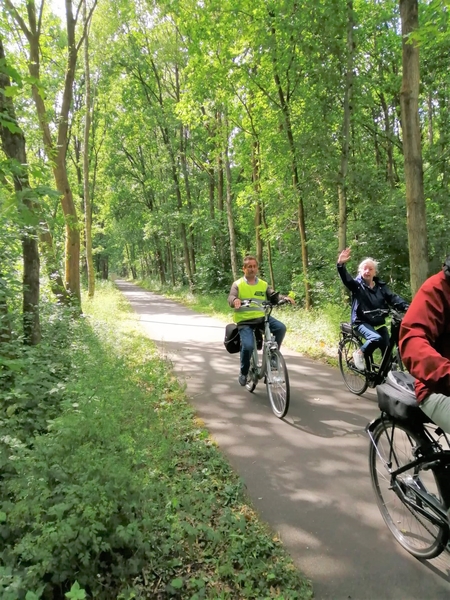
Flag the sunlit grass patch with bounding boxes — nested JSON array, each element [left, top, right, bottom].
[[0, 281, 312, 598]]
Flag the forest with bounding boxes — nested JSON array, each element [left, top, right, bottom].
[[0, 0, 449, 597]]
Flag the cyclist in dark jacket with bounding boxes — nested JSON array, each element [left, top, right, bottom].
[[337, 247, 409, 370]]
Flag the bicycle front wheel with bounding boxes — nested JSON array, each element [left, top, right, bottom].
[[266, 350, 290, 418], [369, 419, 448, 559], [338, 337, 368, 395], [246, 351, 257, 393]]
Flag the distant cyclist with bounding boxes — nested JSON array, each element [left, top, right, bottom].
[[337, 247, 409, 371], [228, 255, 294, 386]]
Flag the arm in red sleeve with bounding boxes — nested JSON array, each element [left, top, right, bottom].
[[399, 275, 450, 394]]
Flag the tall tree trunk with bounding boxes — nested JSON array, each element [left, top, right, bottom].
[[427, 90, 433, 146], [0, 272, 12, 346], [167, 243, 176, 286], [399, 0, 428, 294], [217, 149, 226, 267], [337, 0, 354, 252], [4, 0, 97, 303], [270, 19, 310, 307], [208, 165, 217, 252], [379, 92, 396, 187], [0, 35, 40, 345], [262, 206, 275, 289], [252, 141, 263, 265], [83, 0, 95, 298], [179, 125, 196, 275], [223, 119, 239, 281]]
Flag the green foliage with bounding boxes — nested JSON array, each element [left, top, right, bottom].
[[0, 283, 312, 599]]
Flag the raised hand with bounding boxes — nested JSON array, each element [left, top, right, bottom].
[[338, 247, 351, 264]]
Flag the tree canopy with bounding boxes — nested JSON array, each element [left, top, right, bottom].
[[2, 0, 449, 330]]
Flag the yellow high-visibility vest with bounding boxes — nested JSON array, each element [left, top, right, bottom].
[[233, 277, 268, 323]]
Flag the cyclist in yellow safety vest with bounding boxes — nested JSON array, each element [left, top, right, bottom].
[[228, 255, 295, 386]]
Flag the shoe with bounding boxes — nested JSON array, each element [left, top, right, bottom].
[[238, 374, 247, 386], [270, 356, 278, 370], [353, 350, 365, 371]]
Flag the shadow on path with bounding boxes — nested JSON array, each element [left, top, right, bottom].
[[116, 280, 450, 600]]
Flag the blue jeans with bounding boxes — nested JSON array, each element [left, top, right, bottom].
[[238, 317, 286, 376], [355, 323, 389, 357]]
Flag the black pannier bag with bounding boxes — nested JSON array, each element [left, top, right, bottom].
[[376, 371, 429, 423], [224, 323, 240, 354]]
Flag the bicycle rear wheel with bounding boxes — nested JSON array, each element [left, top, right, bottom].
[[369, 420, 448, 559], [266, 350, 290, 418], [338, 337, 368, 395]]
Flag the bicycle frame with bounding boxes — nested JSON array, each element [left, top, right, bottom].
[[249, 303, 279, 382], [340, 309, 403, 388]]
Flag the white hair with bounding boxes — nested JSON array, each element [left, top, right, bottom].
[[358, 257, 378, 276]]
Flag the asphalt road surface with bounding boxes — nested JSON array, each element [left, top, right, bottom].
[[115, 280, 450, 600]]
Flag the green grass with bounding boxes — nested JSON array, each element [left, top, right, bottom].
[[135, 277, 348, 365], [0, 281, 313, 599]]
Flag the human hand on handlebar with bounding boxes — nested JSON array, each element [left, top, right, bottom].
[[279, 296, 295, 306]]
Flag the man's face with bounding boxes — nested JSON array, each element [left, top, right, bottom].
[[243, 260, 258, 278]]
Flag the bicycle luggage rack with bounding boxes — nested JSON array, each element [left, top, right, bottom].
[[340, 322, 353, 336]]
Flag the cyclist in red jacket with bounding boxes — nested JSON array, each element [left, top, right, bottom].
[[399, 258, 450, 432]]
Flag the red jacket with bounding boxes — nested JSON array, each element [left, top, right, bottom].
[[399, 270, 450, 402]]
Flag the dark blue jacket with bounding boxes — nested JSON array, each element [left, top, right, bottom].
[[337, 263, 409, 326]]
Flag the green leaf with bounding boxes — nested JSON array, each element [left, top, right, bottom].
[[170, 578, 184, 589], [3, 86, 20, 98], [0, 118, 21, 134], [65, 581, 86, 599]]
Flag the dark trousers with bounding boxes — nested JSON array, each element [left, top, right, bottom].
[[238, 317, 286, 376]]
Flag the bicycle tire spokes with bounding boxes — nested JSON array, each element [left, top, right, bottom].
[[369, 420, 449, 559], [338, 337, 368, 395], [266, 350, 290, 419]]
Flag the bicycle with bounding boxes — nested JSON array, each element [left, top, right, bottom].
[[367, 369, 450, 559], [240, 298, 291, 419], [338, 307, 405, 395]]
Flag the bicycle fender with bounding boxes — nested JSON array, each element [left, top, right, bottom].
[[365, 414, 390, 434]]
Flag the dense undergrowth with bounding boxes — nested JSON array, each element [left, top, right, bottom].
[[135, 278, 349, 364], [0, 282, 312, 599]]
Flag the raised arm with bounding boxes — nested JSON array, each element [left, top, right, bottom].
[[337, 247, 358, 292]]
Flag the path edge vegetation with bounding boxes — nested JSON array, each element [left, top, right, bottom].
[[0, 281, 313, 600]]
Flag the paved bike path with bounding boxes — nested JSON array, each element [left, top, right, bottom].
[[115, 280, 450, 600]]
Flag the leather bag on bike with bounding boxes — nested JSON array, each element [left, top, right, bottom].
[[224, 323, 240, 354]]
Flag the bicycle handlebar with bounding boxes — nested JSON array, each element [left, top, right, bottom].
[[241, 298, 290, 308], [362, 307, 406, 320]]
